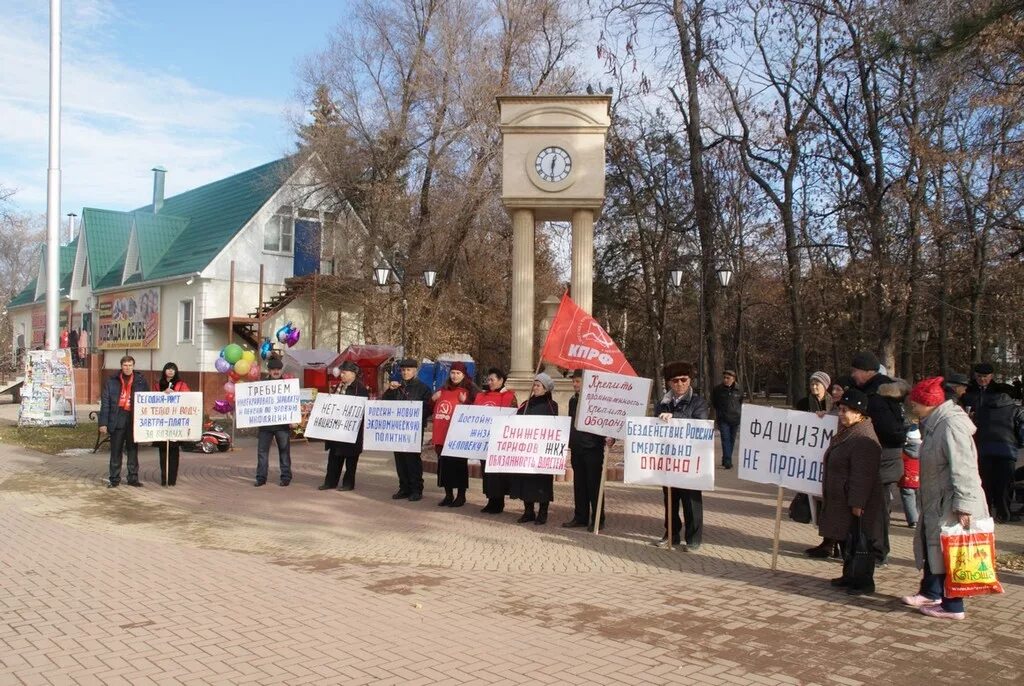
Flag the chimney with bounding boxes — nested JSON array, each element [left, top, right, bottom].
[[152, 166, 167, 213]]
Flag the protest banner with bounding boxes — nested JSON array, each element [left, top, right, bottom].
[[362, 400, 424, 452], [736, 404, 838, 570], [539, 293, 637, 375], [575, 370, 653, 440], [737, 404, 836, 497], [623, 417, 716, 491], [442, 405, 518, 459], [133, 392, 203, 442], [234, 378, 301, 429], [485, 415, 571, 475], [303, 394, 367, 443]]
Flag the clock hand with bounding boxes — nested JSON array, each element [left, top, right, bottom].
[[550, 157, 555, 175]]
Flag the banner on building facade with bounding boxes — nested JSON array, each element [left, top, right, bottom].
[[234, 378, 301, 429], [737, 404, 837, 497], [19, 349, 76, 427], [96, 287, 160, 350], [623, 417, 716, 490], [485, 415, 571, 475], [133, 392, 203, 442]]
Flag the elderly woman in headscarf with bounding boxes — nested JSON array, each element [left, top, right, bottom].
[[901, 377, 989, 620], [507, 373, 559, 526], [819, 388, 884, 595]]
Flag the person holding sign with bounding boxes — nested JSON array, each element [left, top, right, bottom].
[[99, 355, 150, 488], [652, 362, 708, 550], [820, 388, 884, 596], [432, 362, 478, 507], [157, 362, 191, 487], [254, 358, 295, 487], [564, 369, 612, 531], [382, 359, 433, 501], [475, 368, 518, 514], [319, 362, 369, 492], [509, 373, 559, 525]]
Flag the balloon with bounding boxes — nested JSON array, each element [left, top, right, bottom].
[[225, 391, 235, 404], [228, 370, 241, 382], [247, 363, 261, 381], [259, 339, 273, 360], [276, 323, 292, 343], [214, 357, 231, 374], [241, 350, 256, 362], [223, 343, 243, 364], [234, 359, 252, 376], [213, 399, 233, 414], [286, 329, 301, 347], [331, 366, 341, 378], [223, 381, 235, 395]]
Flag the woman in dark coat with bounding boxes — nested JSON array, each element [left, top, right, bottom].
[[475, 367, 518, 514], [508, 373, 559, 525], [157, 362, 191, 487], [819, 388, 884, 595], [319, 361, 370, 491]]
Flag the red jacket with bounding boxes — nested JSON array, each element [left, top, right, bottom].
[[474, 388, 517, 409], [432, 387, 469, 448]]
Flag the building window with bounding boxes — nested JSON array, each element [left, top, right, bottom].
[[179, 299, 194, 342], [264, 208, 294, 254]]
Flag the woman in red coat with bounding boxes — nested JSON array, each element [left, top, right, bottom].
[[158, 362, 191, 487], [474, 367, 518, 514], [433, 362, 477, 507]]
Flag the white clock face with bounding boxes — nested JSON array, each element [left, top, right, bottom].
[[535, 146, 572, 183]]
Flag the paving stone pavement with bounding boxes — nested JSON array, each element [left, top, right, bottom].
[[0, 437, 1022, 685]]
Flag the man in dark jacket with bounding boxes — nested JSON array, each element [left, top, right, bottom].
[[563, 370, 612, 531], [850, 351, 908, 562], [99, 355, 149, 487], [255, 357, 295, 487], [710, 369, 743, 469], [963, 363, 1024, 522], [652, 361, 710, 551], [382, 358, 433, 501], [320, 361, 370, 492]]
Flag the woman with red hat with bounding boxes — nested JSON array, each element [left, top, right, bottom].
[[432, 362, 477, 507], [902, 377, 989, 620]]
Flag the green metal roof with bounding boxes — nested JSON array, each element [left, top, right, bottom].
[[82, 208, 132, 290], [8, 280, 36, 307], [133, 213, 190, 279], [7, 239, 79, 308]]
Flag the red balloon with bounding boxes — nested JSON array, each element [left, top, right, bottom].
[[225, 391, 235, 403], [228, 371, 241, 382]]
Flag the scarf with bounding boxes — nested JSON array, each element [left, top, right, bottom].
[[118, 374, 133, 412]]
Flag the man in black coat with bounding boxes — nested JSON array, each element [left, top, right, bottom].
[[99, 355, 150, 487], [963, 362, 1024, 522], [710, 369, 743, 469], [381, 358, 433, 501], [563, 370, 612, 531], [652, 361, 710, 551], [850, 351, 908, 562], [254, 357, 295, 487], [320, 361, 370, 491]]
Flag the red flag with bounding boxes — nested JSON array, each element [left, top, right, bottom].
[[539, 294, 637, 376]]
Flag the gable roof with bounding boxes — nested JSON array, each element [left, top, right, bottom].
[[82, 207, 133, 290], [8, 238, 79, 308]]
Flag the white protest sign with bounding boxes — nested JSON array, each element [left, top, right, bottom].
[[303, 394, 367, 443], [362, 400, 424, 452], [623, 417, 716, 490], [575, 370, 653, 440], [485, 415, 571, 475], [442, 405, 518, 459], [133, 392, 203, 442], [234, 378, 301, 429], [737, 404, 837, 497]]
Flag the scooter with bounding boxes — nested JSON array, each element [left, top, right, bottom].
[[181, 421, 232, 454]]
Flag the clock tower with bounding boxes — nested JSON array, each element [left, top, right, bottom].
[[497, 94, 612, 384]]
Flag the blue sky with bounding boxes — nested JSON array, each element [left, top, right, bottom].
[[0, 0, 348, 215]]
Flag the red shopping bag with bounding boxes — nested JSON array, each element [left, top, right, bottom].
[[940, 518, 1004, 598]]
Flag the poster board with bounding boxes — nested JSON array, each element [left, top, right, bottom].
[[484, 415, 571, 475], [18, 349, 76, 427], [234, 378, 301, 428], [362, 400, 424, 452], [574, 370, 652, 440], [623, 417, 716, 490], [737, 404, 837, 497], [303, 394, 367, 443], [442, 405, 518, 459], [133, 392, 203, 442]]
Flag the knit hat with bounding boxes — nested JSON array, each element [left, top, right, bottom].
[[534, 372, 555, 393], [267, 357, 284, 370], [723, 369, 737, 378], [972, 362, 995, 375], [810, 371, 831, 389], [450, 361, 468, 374], [662, 361, 693, 382], [851, 351, 880, 372], [909, 377, 946, 407], [837, 388, 869, 414]]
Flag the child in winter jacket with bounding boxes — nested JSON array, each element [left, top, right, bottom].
[[899, 425, 922, 527]]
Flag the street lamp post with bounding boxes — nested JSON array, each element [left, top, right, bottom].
[[373, 261, 437, 356], [669, 257, 732, 395]]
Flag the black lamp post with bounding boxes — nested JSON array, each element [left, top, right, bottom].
[[669, 257, 732, 394], [373, 261, 437, 356]]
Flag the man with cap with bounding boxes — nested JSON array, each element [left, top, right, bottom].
[[652, 361, 709, 551], [962, 363, 1024, 522], [710, 369, 743, 469], [943, 372, 970, 403], [849, 351, 908, 562], [382, 358, 433, 501], [254, 357, 295, 487], [319, 361, 370, 491], [564, 370, 613, 531]]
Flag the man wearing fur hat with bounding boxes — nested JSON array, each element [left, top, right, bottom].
[[849, 351, 909, 562], [652, 361, 709, 551], [319, 361, 370, 492]]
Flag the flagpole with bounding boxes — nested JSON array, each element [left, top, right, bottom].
[[45, 0, 62, 350]]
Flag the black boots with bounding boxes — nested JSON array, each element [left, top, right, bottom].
[[438, 489, 455, 507], [535, 503, 548, 526], [517, 502, 536, 523]]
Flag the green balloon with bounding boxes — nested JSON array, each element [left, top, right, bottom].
[[223, 343, 244, 364]]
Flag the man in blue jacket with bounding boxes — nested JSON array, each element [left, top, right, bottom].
[[99, 355, 149, 487]]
